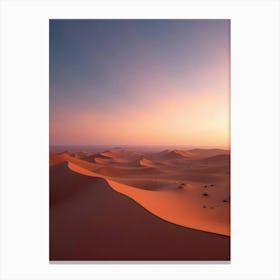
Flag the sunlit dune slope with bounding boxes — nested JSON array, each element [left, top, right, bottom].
[[68, 161, 230, 236], [139, 158, 156, 167]]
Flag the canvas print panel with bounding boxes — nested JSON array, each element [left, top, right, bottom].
[[49, 19, 230, 261]]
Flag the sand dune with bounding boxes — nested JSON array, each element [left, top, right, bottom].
[[173, 149, 193, 157], [68, 161, 229, 236], [50, 147, 230, 260], [187, 148, 229, 158], [93, 156, 113, 164], [101, 149, 142, 160], [50, 162, 230, 260], [100, 150, 120, 158], [146, 150, 194, 167], [139, 158, 156, 167], [50, 153, 101, 170], [204, 154, 230, 162], [156, 149, 191, 159]]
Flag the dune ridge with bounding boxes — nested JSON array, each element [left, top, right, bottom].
[[67, 161, 229, 236], [50, 153, 101, 170]]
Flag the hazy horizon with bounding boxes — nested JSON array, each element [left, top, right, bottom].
[[49, 143, 230, 154], [50, 20, 230, 147]]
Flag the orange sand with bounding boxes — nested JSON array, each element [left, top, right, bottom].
[[50, 148, 230, 260], [50, 148, 230, 236]]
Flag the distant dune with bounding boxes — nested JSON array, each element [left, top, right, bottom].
[[187, 148, 229, 158], [156, 149, 191, 159], [173, 149, 193, 157], [139, 158, 156, 167], [205, 154, 230, 161], [150, 148, 209, 161], [93, 156, 112, 164], [101, 149, 142, 159]]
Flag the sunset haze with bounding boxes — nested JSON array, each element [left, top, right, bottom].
[[50, 20, 230, 147]]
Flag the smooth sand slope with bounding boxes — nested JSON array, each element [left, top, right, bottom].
[[68, 161, 229, 236], [50, 162, 230, 260]]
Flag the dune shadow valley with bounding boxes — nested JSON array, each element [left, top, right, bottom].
[[49, 146, 230, 261]]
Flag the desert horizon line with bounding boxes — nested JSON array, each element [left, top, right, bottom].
[[49, 144, 230, 149]]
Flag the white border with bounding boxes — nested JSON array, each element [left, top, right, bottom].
[[0, 0, 279, 279]]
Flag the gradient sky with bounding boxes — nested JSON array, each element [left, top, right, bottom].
[[50, 20, 230, 147]]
